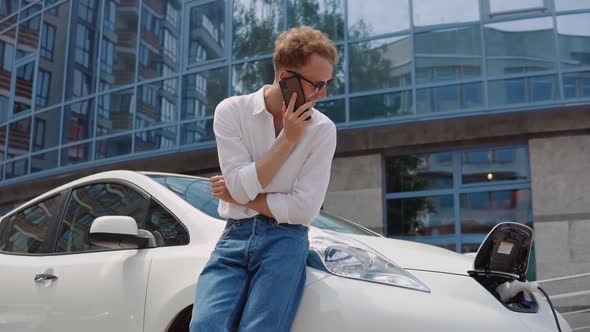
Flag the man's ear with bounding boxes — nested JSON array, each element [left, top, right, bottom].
[[278, 69, 289, 80]]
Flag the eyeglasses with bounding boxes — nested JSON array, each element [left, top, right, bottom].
[[287, 70, 334, 94]]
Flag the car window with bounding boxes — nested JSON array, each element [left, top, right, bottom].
[[0, 217, 7, 243], [57, 183, 150, 253], [0, 215, 17, 252], [144, 199, 189, 246], [0, 195, 62, 254], [150, 175, 224, 220], [312, 212, 380, 236]]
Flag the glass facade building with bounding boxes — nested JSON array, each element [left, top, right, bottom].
[[1, 0, 590, 263], [2, 0, 590, 182]]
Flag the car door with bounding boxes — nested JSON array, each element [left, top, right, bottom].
[[0, 194, 65, 332], [44, 181, 153, 332]]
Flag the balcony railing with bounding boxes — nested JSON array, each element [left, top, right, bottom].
[[538, 272, 590, 331]]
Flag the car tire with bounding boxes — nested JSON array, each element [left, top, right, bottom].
[[167, 306, 192, 332]]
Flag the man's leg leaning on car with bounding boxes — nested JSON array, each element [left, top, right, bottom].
[[190, 218, 250, 331], [189, 216, 309, 332], [237, 217, 309, 331]]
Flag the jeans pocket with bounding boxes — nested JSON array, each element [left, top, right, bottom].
[[220, 220, 239, 239]]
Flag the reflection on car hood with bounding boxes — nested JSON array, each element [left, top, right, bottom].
[[336, 233, 473, 275]]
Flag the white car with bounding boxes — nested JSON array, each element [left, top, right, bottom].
[[0, 170, 571, 332]]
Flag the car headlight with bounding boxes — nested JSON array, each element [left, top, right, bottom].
[[308, 232, 430, 293]]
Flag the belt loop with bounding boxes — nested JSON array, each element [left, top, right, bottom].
[[264, 215, 277, 224]]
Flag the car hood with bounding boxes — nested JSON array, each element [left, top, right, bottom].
[[343, 234, 473, 276]]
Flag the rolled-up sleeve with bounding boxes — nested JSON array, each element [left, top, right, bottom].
[[266, 122, 337, 226], [214, 100, 263, 205]]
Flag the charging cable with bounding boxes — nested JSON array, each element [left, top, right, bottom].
[[538, 286, 562, 332], [495, 280, 562, 332]]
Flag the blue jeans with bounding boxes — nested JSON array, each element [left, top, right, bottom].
[[189, 215, 309, 332]]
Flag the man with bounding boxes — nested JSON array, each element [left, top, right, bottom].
[[189, 26, 338, 332]]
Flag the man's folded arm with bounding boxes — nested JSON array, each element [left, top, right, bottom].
[[214, 102, 263, 205], [215, 101, 298, 205]]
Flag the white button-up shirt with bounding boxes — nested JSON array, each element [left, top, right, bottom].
[[214, 85, 337, 227]]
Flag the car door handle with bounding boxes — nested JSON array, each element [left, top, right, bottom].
[[34, 273, 58, 282]]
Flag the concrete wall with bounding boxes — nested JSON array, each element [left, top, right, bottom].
[[323, 154, 384, 234], [530, 135, 590, 313]]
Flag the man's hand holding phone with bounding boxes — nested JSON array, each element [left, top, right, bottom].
[[283, 92, 314, 146]]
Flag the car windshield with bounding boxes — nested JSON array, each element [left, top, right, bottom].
[[147, 174, 379, 237]]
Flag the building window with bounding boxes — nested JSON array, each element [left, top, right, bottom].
[[189, 43, 206, 64], [35, 69, 51, 108], [78, 0, 96, 24], [40, 23, 56, 60], [104, 0, 116, 32], [13, 61, 35, 114], [33, 118, 46, 150], [488, 0, 545, 15], [1, 42, 14, 70], [163, 29, 177, 59], [142, 85, 157, 107], [0, 0, 19, 19], [17, 61, 34, 80], [99, 81, 111, 94], [135, 118, 147, 135], [188, 0, 225, 65], [385, 146, 531, 256], [162, 136, 175, 148], [138, 44, 149, 67], [166, 2, 178, 27], [100, 39, 113, 74], [485, 17, 555, 77], [161, 98, 175, 123], [142, 8, 160, 35], [72, 68, 90, 98], [194, 74, 207, 95], [163, 66, 176, 89], [75, 24, 92, 68], [98, 92, 110, 119]]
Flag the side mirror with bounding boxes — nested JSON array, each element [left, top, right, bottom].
[[89, 216, 156, 249]]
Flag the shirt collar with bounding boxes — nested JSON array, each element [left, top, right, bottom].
[[252, 85, 269, 115]]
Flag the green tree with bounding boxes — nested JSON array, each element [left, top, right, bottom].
[[233, 0, 284, 60]]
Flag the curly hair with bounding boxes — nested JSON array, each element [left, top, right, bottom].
[[273, 26, 339, 74]]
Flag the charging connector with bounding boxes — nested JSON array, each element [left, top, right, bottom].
[[495, 280, 539, 302], [496, 281, 562, 331]]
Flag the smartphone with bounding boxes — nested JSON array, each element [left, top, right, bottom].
[[279, 76, 311, 121]]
